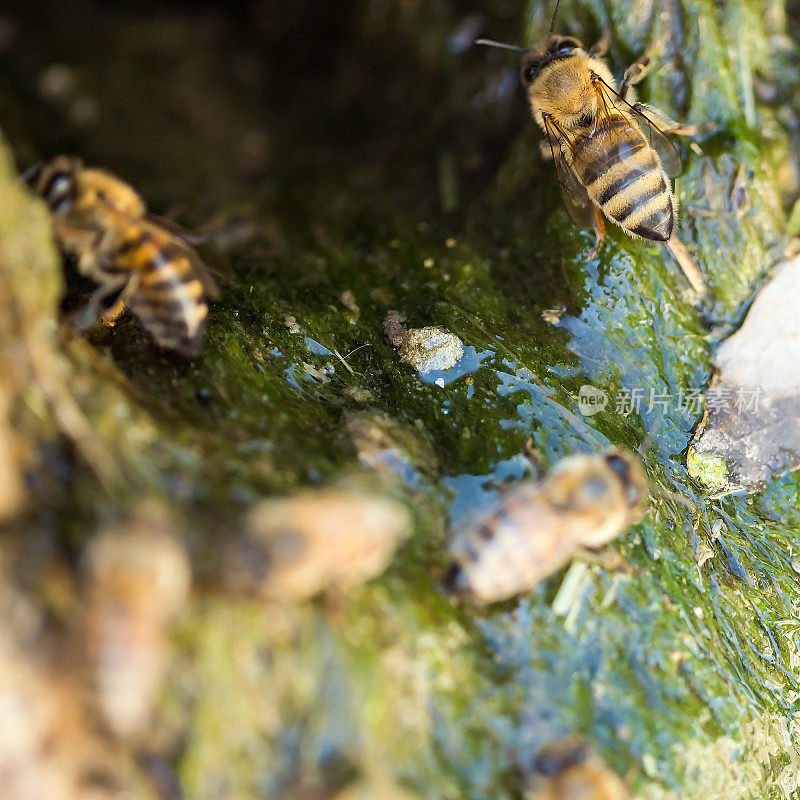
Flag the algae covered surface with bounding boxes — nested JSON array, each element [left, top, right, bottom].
[[1, 0, 800, 797]]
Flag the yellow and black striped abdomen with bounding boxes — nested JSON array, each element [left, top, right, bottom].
[[115, 224, 210, 356], [572, 116, 673, 242]]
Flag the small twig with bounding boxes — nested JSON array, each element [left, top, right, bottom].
[[332, 343, 370, 375], [343, 343, 369, 360]]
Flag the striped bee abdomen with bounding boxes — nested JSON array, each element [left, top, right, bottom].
[[573, 115, 674, 242], [118, 227, 210, 356], [445, 488, 574, 603]]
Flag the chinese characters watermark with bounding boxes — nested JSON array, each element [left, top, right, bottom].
[[577, 385, 762, 417]]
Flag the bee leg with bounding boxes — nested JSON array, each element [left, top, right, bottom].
[[538, 140, 553, 160], [578, 547, 633, 574], [101, 298, 127, 327], [321, 585, 349, 626], [68, 277, 132, 331], [523, 436, 545, 479], [664, 234, 706, 294], [588, 30, 610, 58], [100, 274, 141, 326], [619, 51, 651, 101], [631, 102, 712, 136], [587, 206, 606, 259]]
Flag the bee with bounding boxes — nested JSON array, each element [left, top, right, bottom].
[[527, 740, 630, 800], [227, 490, 412, 602], [444, 451, 647, 604], [83, 513, 190, 739], [477, 2, 706, 292], [24, 155, 219, 356], [0, 585, 123, 800]]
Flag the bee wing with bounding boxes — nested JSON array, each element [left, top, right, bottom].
[[146, 212, 206, 246], [543, 116, 596, 231], [20, 160, 45, 188], [143, 218, 222, 300], [594, 76, 681, 178], [170, 236, 222, 300], [146, 213, 230, 292]]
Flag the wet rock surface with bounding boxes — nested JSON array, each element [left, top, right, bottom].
[[689, 255, 800, 493]]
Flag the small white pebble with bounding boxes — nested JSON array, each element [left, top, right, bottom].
[[385, 312, 464, 373], [401, 328, 463, 372]]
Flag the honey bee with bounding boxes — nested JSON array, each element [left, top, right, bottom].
[[227, 489, 412, 602], [477, 2, 706, 291], [0, 582, 124, 800], [445, 451, 646, 604], [527, 740, 630, 800], [83, 513, 190, 740], [24, 155, 219, 356]]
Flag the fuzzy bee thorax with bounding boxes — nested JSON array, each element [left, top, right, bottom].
[[527, 53, 617, 131], [75, 169, 146, 218]]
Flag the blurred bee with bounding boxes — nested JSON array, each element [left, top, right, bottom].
[[227, 489, 412, 602], [445, 451, 646, 604], [83, 511, 190, 740], [527, 740, 630, 800], [0, 583, 124, 800], [24, 155, 219, 356], [477, 1, 706, 292]]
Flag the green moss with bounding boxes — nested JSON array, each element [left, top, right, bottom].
[[686, 448, 730, 490]]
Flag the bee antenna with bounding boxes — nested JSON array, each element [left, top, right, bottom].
[[548, 0, 564, 35], [20, 160, 44, 187], [474, 38, 526, 53]]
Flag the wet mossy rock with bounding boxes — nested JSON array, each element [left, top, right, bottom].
[[1, 0, 800, 798]]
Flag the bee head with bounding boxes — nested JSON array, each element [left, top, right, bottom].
[[604, 451, 647, 509], [534, 741, 589, 776], [520, 35, 583, 86], [25, 155, 81, 214]]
